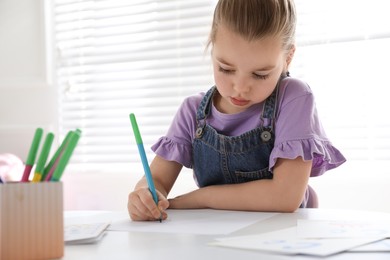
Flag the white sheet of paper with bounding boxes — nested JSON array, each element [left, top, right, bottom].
[[297, 219, 390, 238], [349, 239, 390, 252], [211, 227, 384, 257], [108, 209, 277, 235]]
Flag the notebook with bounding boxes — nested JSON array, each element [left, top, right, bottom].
[[65, 222, 110, 244]]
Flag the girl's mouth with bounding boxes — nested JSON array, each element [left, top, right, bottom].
[[230, 97, 250, 106]]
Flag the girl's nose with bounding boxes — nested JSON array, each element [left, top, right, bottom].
[[234, 77, 251, 93]]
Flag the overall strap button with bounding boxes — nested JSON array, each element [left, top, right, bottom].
[[196, 127, 204, 138], [261, 130, 271, 142]]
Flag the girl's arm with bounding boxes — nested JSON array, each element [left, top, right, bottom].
[[168, 157, 312, 213], [128, 155, 182, 221]]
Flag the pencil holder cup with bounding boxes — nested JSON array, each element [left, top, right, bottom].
[[0, 182, 64, 260]]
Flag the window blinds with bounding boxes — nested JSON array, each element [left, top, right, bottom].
[[293, 0, 390, 162], [53, 0, 216, 166], [52, 0, 390, 169]]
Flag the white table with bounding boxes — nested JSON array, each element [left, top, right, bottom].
[[63, 209, 390, 260]]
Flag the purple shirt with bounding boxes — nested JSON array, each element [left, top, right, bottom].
[[152, 77, 346, 177]]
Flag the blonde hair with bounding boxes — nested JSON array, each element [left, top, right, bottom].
[[207, 0, 296, 51]]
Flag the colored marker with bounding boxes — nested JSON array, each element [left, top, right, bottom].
[[129, 113, 161, 222], [41, 130, 73, 181], [45, 130, 80, 181], [44, 153, 62, 182], [51, 130, 81, 182], [21, 128, 44, 182], [32, 132, 54, 182]]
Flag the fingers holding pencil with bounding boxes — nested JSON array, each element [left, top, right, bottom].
[[128, 187, 168, 221], [129, 113, 166, 222]]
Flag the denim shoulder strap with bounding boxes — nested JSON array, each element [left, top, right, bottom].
[[196, 86, 216, 121]]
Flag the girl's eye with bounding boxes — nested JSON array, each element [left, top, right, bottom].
[[252, 73, 269, 80], [218, 66, 269, 80], [218, 66, 234, 74]]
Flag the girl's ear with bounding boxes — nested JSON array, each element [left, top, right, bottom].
[[286, 45, 296, 67]]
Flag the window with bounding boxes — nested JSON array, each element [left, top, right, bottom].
[[52, 0, 216, 170], [293, 0, 390, 163], [51, 0, 390, 172]]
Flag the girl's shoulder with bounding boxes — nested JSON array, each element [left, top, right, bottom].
[[183, 91, 205, 106], [172, 90, 208, 128], [278, 77, 314, 103], [180, 90, 207, 113], [280, 77, 312, 94]]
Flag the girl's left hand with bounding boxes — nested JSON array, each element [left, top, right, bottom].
[[168, 189, 206, 209]]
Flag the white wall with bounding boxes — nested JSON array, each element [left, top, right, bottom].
[[0, 0, 57, 158], [1, 0, 390, 213]]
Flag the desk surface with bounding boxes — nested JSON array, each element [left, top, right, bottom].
[[63, 208, 390, 260]]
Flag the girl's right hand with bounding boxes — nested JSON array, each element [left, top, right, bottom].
[[128, 187, 169, 221]]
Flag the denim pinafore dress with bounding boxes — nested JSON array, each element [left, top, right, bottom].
[[192, 79, 281, 187]]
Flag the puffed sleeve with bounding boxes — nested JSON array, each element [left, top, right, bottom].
[[269, 78, 346, 177], [151, 93, 203, 168]]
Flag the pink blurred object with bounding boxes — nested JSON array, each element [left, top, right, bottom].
[[0, 153, 24, 182]]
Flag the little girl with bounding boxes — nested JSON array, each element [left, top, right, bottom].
[[128, 0, 346, 221]]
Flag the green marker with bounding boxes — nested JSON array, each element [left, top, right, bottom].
[[32, 132, 54, 182], [51, 130, 81, 182], [21, 128, 43, 182], [41, 131, 73, 181]]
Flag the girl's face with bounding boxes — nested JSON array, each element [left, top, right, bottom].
[[212, 25, 291, 114]]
